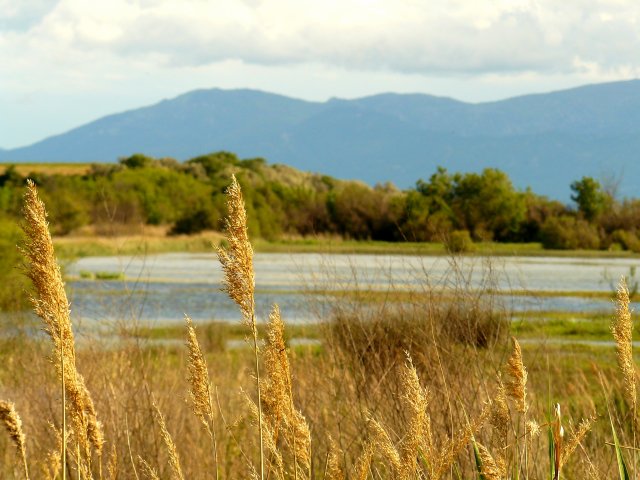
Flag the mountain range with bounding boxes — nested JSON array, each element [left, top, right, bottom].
[[2, 80, 640, 200]]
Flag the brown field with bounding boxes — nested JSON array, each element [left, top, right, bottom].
[[0, 162, 94, 176]]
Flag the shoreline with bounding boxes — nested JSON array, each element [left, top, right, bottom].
[[53, 234, 640, 260]]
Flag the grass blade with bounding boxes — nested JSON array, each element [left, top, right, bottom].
[[610, 415, 630, 480]]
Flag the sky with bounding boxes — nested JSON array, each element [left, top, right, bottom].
[[2, 0, 640, 149]]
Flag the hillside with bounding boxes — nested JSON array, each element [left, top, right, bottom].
[[3, 81, 640, 199]]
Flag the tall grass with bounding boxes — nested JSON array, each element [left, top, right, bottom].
[[0, 178, 637, 478]]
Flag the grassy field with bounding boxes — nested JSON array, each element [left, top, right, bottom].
[[52, 232, 640, 259], [2, 178, 639, 480]]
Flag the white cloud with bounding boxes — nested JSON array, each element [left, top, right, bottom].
[[3, 0, 640, 76]]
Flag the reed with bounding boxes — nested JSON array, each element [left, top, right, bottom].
[[21, 179, 103, 477], [612, 275, 637, 475], [217, 174, 265, 479], [185, 315, 219, 479], [152, 402, 184, 480], [0, 400, 29, 479]]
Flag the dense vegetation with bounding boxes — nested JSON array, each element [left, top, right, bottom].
[[0, 151, 638, 252]]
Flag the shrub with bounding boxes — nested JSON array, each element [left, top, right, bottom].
[[170, 207, 220, 235], [610, 229, 640, 253], [446, 229, 474, 253], [540, 215, 600, 249]]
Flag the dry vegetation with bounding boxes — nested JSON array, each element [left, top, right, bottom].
[[0, 163, 93, 177], [0, 177, 638, 479]]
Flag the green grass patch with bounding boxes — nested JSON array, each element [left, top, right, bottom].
[[135, 320, 322, 343], [512, 311, 614, 341]]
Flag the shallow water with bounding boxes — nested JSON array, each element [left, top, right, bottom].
[[66, 252, 640, 325]]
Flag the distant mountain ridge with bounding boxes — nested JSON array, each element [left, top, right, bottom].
[[2, 80, 640, 200]]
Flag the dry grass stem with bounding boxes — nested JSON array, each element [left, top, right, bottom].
[[434, 403, 491, 479], [138, 456, 161, 480], [152, 402, 185, 480]]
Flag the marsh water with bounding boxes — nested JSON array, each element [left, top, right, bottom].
[[65, 252, 640, 326]]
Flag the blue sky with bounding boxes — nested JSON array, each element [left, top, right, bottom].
[[2, 0, 640, 149]]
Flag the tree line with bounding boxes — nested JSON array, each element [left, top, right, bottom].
[[0, 151, 638, 252]]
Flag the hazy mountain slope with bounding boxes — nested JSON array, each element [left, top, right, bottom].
[[2, 80, 639, 199]]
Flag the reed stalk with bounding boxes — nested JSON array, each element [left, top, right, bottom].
[[217, 175, 264, 479], [185, 315, 219, 479], [21, 179, 104, 476]]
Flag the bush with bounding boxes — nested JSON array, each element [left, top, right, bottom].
[[540, 215, 600, 249], [170, 207, 220, 235], [445, 229, 474, 253], [610, 229, 640, 253]]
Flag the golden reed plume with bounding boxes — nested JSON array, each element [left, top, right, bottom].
[[612, 277, 636, 411], [505, 337, 528, 414], [21, 180, 104, 473], [217, 174, 265, 478], [185, 315, 219, 478], [0, 400, 29, 479]]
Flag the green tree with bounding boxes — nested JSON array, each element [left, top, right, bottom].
[[570, 176, 607, 221], [453, 169, 526, 241]]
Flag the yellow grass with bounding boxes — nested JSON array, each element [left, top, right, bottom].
[[0, 162, 93, 176]]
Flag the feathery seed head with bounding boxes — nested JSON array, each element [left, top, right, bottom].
[[326, 436, 345, 480], [185, 315, 215, 433], [490, 379, 510, 444], [21, 179, 75, 365], [217, 175, 256, 325], [505, 337, 528, 413], [138, 456, 161, 480], [0, 400, 26, 458], [560, 416, 595, 468], [153, 402, 185, 480], [351, 442, 374, 480], [368, 419, 401, 474], [21, 180, 104, 458], [612, 276, 636, 409], [476, 443, 506, 480], [526, 420, 541, 439], [107, 445, 118, 480], [399, 354, 428, 478], [261, 304, 311, 474]]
